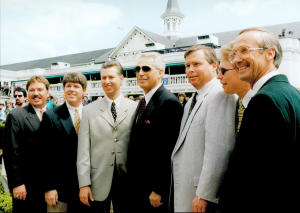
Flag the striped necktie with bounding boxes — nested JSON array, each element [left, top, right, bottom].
[[137, 98, 146, 123], [74, 108, 80, 135], [237, 98, 245, 133]]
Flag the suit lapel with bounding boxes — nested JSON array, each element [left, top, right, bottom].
[[172, 79, 217, 155], [100, 99, 114, 127], [59, 103, 74, 136], [114, 98, 128, 127], [26, 104, 40, 131]]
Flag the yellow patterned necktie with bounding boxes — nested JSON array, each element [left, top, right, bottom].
[[74, 108, 80, 135], [237, 98, 245, 133]]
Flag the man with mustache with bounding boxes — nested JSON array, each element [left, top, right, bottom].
[[127, 52, 183, 212], [171, 45, 237, 212], [14, 87, 27, 108], [219, 28, 300, 213], [3, 76, 49, 212]]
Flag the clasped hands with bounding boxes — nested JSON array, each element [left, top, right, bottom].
[[149, 191, 163, 208]]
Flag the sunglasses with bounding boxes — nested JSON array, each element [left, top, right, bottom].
[[14, 95, 23, 98], [219, 67, 236, 75], [133, 66, 153, 74]]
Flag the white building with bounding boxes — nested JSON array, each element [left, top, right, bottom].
[[1, 0, 300, 103]]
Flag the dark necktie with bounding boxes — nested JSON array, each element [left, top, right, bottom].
[[137, 98, 146, 123], [111, 102, 117, 122], [188, 92, 198, 118], [237, 98, 245, 133]]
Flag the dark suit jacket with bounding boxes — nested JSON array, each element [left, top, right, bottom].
[[38, 102, 79, 203], [3, 104, 41, 192], [127, 85, 183, 207], [219, 75, 300, 213]]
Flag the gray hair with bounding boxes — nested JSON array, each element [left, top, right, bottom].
[[239, 27, 282, 68], [139, 52, 166, 74]]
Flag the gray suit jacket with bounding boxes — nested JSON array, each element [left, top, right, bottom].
[[171, 78, 237, 212], [77, 97, 138, 201]]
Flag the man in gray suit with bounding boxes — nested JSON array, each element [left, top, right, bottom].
[[77, 61, 138, 213], [171, 45, 237, 212]]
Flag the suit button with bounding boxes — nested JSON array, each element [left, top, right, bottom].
[[114, 139, 118, 142], [110, 163, 113, 166], [111, 152, 115, 155]]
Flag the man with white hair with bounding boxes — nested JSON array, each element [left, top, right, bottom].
[[127, 52, 183, 212]]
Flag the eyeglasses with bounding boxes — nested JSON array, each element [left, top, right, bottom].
[[133, 66, 153, 74], [14, 95, 23, 98], [219, 67, 236, 75], [229, 46, 265, 64]]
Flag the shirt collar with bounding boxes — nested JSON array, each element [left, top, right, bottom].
[[196, 77, 216, 100], [66, 101, 83, 112], [242, 89, 252, 108], [144, 83, 162, 105], [252, 71, 280, 96], [32, 105, 47, 113], [105, 94, 123, 108]]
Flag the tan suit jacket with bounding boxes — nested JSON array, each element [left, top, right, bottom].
[[77, 97, 138, 201]]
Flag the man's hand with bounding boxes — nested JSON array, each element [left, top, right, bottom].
[[79, 186, 94, 206], [149, 191, 163, 208], [45, 190, 58, 207], [13, 184, 27, 200], [192, 196, 207, 212]]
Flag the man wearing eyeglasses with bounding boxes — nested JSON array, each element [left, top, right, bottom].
[[14, 87, 27, 108], [219, 28, 300, 213], [171, 45, 237, 213], [127, 52, 183, 212]]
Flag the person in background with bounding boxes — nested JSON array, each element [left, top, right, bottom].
[[14, 87, 27, 108], [82, 96, 89, 106], [4, 100, 13, 115], [177, 93, 187, 107], [0, 103, 6, 120], [46, 95, 57, 108]]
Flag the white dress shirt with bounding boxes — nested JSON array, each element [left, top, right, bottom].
[[105, 94, 123, 114], [66, 101, 83, 125], [242, 89, 253, 108], [32, 105, 47, 121], [252, 71, 280, 96], [144, 83, 162, 106]]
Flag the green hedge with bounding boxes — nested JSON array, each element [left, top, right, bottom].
[[0, 170, 12, 213]]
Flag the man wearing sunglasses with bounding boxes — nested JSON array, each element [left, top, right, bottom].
[[127, 52, 183, 212], [219, 28, 300, 213], [171, 45, 237, 213], [216, 41, 252, 136], [14, 87, 27, 108]]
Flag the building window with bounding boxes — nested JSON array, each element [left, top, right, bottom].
[[145, 43, 155, 47], [167, 22, 170, 31], [173, 22, 176, 31]]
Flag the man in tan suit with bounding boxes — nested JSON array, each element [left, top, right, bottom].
[[77, 61, 138, 213]]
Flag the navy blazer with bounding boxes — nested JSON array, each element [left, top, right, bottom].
[[219, 75, 300, 213], [127, 85, 183, 207], [38, 102, 79, 203]]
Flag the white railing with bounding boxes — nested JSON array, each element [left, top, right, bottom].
[[126, 79, 138, 87], [167, 74, 189, 85], [50, 84, 63, 92], [90, 81, 102, 89]]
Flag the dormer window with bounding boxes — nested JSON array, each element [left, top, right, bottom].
[[145, 43, 155, 47]]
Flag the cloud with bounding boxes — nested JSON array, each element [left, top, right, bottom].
[[214, 0, 283, 15], [0, 0, 122, 65]]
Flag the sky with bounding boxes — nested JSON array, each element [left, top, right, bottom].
[[0, 0, 299, 66]]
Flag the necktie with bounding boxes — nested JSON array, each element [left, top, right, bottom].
[[74, 108, 80, 135], [188, 92, 198, 118], [237, 98, 245, 133], [40, 109, 44, 120], [111, 102, 117, 122], [137, 98, 146, 123]]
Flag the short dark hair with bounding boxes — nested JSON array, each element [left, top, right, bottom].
[[14, 87, 27, 97], [63, 72, 87, 90], [0, 103, 4, 106], [26, 76, 50, 91], [101, 61, 123, 76]]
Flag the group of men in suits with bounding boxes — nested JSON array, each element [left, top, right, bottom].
[[2, 26, 300, 213]]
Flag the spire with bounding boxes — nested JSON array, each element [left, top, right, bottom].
[[161, 0, 184, 19], [161, 0, 185, 43]]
